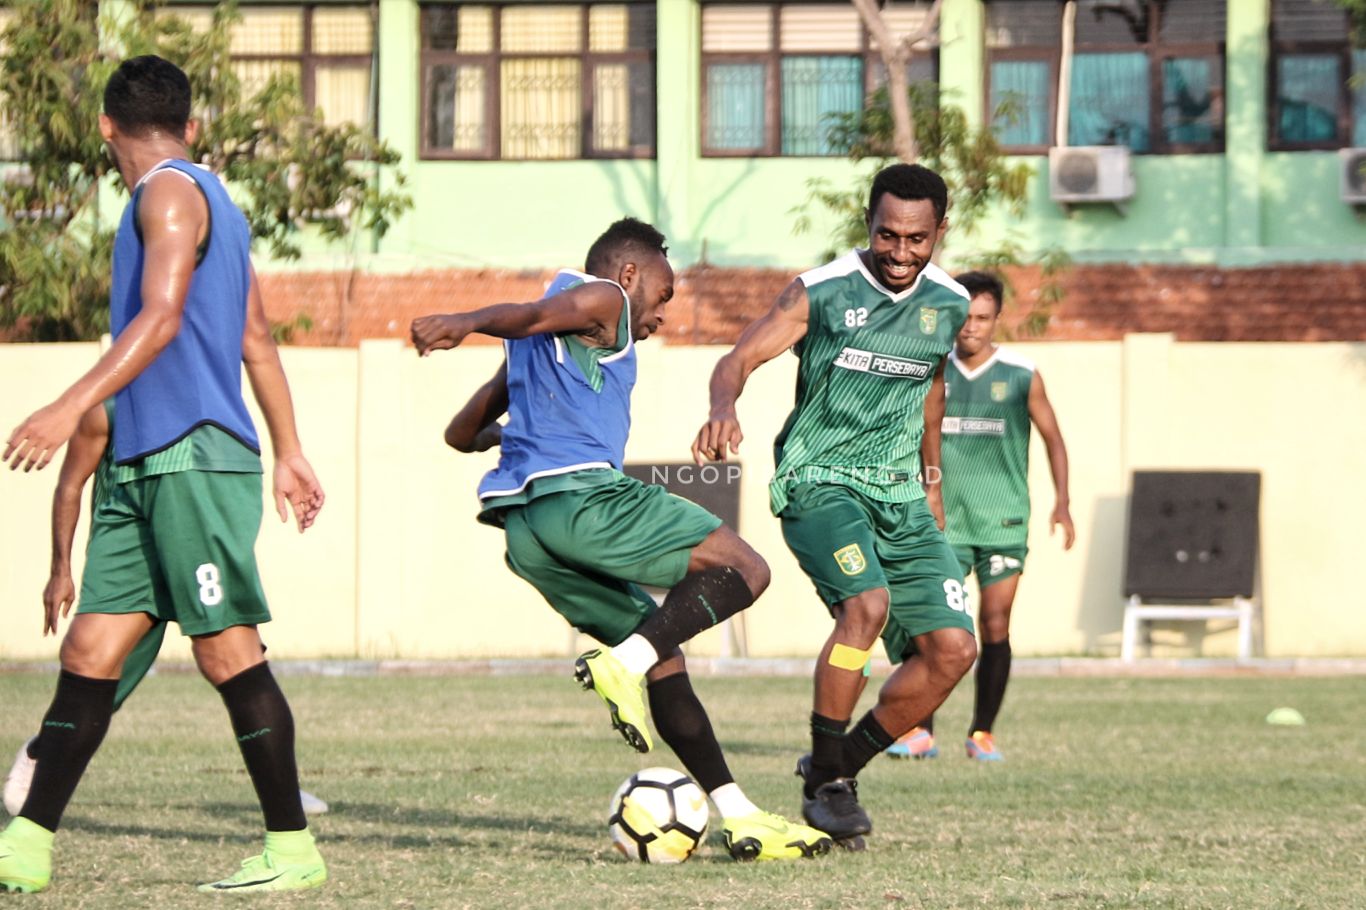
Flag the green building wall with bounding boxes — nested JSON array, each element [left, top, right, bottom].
[[45, 0, 1366, 272]]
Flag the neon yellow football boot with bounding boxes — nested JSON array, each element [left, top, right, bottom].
[[573, 649, 652, 753], [722, 810, 833, 862], [197, 829, 327, 894], [0, 817, 54, 893]]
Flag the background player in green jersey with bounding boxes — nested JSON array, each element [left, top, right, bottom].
[[693, 164, 977, 848], [887, 271, 1074, 763], [4, 401, 328, 818]]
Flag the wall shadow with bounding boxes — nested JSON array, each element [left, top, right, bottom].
[[1076, 494, 1129, 655]]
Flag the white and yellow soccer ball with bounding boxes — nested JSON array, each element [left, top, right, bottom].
[[608, 767, 709, 863]]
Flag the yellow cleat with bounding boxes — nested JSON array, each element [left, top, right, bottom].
[[722, 810, 833, 862], [573, 649, 653, 753]]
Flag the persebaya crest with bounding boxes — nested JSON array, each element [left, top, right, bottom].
[[834, 544, 867, 576], [919, 307, 938, 334]]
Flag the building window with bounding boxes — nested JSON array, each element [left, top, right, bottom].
[[1269, 0, 1366, 150], [420, 3, 656, 161], [174, 4, 376, 129], [986, 0, 1225, 154], [701, 2, 938, 158], [985, 0, 1061, 153]]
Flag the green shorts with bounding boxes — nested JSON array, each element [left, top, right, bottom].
[[952, 544, 1028, 589], [77, 471, 271, 636], [501, 473, 722, 646], [780, 483, 974, 663], [113, 621, 168, 710]]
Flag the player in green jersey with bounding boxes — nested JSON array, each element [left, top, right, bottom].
[[886, 271, 1074, 763], [4, 401, 328, 818], [693, 164, 977, 847]]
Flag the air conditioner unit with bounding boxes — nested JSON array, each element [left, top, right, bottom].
[[1049, 146, 1135, 209], [1340, 148, 1366, 205]]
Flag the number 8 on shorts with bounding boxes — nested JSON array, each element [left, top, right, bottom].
[[196, 563, 224, 606]]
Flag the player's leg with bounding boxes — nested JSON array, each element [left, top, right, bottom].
[[778, 487, 886, 783], [887, 544, 977, 761], [147, 470, 324, 893], [504, 507, 660, 751], [0, 612, 154, 892], [2, 618, 165, 820], [643, 653, 831, 861], [841, 503, 976, 780], [0, 484, 165, 893], [778, 485, 891, 843], [605, 523, 767, 680], [516, 478, 761, 750], [966, 551, 1024, 761]]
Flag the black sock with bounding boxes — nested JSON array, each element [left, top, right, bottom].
[[635, 567, 754, 656], [20, 670, 118, 831], [807, 712, 849, 796], [25, 735, 40, 761], [918, 715, 935, 736], [969, 638, 1013, 735], [216, 662, 306, 832], [647, 673, 733, 793], [842, 710, 896, 779]]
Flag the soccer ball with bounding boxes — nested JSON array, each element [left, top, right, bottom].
[[608, 767, 709, 863]]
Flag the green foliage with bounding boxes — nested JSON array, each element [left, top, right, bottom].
[[269, 311, 315, 344], [1335, 0, 1366, 44], [792, 84, 1070, 338], [0, 0, 411, 342]]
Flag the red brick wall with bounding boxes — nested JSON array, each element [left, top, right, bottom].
[[259, 261, 1366, 346]]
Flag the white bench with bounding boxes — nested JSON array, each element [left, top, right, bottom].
[[1120, 594, 1257, 661]]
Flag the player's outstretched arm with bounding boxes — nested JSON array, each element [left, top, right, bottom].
[[445, 363, 509, 453], [692, 279, 809, 465], [242, 265, 325, 533], [922, 359, 948, 531], [411, 282, 623, 356], [44, 404, 109, 636], [4, 175, 204, 472], [1028, 370, 1075, 550]]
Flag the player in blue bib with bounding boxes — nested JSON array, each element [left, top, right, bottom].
[[2, 57, 326, 894], [411, 218, 833, 862]]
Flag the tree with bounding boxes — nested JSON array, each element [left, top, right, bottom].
[[792, 1, 1069, 339], [849, 0, 942, 164], [0, 0, 411, 342]]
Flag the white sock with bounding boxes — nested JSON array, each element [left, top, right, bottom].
[[709, 782, 759, 819], [609, 635, 659, 676]]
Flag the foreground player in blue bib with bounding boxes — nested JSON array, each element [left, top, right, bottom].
[[411, 218, 833, 862], [2, 56, 326, 894]]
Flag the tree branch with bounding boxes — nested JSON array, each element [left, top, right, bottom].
[[849, 0, 943, 164]]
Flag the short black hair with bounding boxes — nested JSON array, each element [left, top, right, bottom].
[[103, 56, 192, 138], [954, 270, 1005, 313], [867, 163, 948, 224], [584, 217, 669, 276]]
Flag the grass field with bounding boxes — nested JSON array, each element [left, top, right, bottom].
[[1, 671, 1363, 909]]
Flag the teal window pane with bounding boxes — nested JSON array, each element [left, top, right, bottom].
[[1354, 50, 1366, 147], [706, 63, 766, 150], [780, 55, 863, 156], [1069, 52, 1150, 151], [1277, 53, 1340, 143], [990, 60, 1049, 147], [1162, 57, 1221, 145]]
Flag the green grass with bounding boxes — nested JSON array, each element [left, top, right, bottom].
[[2, 672, 1364, 909]]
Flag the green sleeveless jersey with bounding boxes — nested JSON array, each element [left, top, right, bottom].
[[942, 346, 1035, 547], [770, 252, 969, 515], [91, 399, 116, 515]]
